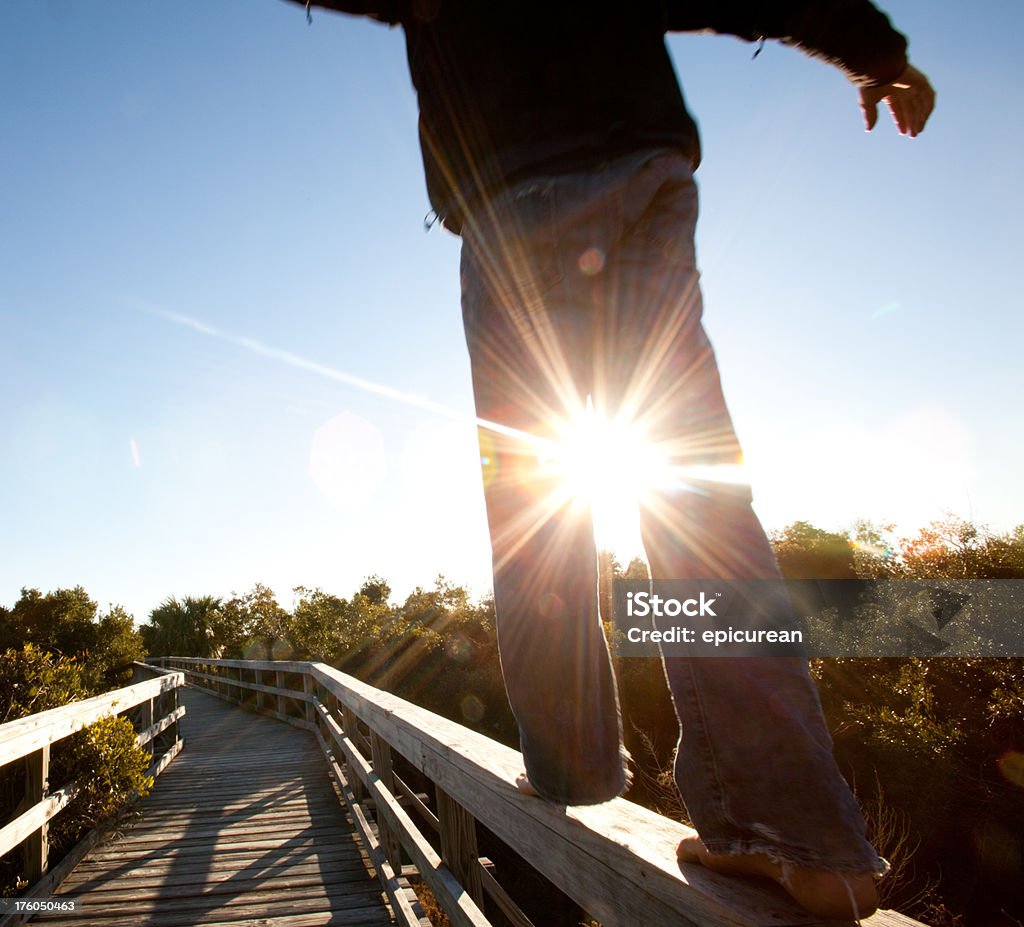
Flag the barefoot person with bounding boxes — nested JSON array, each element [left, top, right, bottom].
[[285, 2, 934, 918]]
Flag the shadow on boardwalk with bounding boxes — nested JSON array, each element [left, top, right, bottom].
[[40, 687, 397, 927]]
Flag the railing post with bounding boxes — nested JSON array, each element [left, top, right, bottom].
[[23, 744, 50, 882], [341, 707, 367, 802], [276, 670, 286, 718], [436, 786, 484, 908], [370, 733, 403, 871], [302, 672, 315, 727], [255, 668, 265, 713], [167, 680, 180, 751], [140, 696, 154, 760]]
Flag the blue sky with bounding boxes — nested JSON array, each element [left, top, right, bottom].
[[2, 1, 1022, 624]]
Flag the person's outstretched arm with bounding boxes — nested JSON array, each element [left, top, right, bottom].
[[859, 62, 935, 137], [666, 0, 935, 135]]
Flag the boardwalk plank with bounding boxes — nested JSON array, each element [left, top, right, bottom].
[[63, 857, 376, 893], [40, 688, 401, 927]]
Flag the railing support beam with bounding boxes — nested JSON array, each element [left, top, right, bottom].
[[22, 744, 50, 882], [437, 786, 484, 910], [341, 707, 368, 803], [276, 670, 286, 718], [303, 673, 315, 727], [370, 732, 403, 872]]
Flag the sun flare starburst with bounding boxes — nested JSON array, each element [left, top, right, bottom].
[[538, 401, 674, 557]]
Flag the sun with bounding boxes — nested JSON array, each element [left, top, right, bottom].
[[542, 401, 672, 560]]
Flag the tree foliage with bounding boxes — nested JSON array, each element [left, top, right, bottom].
[[140, 595, 225, 659], [776, 516, 1024, 927], [771, 520, 858, 578], [0, 588, 145, 688]]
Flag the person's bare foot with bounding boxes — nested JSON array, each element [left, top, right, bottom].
[[515, 773, 539, 796], [677, 836, 879, 921]]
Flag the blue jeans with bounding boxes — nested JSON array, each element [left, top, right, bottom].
[[459, 149, 885, 872]]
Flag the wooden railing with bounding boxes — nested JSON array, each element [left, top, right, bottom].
[[0, 663, 185, 924], [158, 657, 922, 927]]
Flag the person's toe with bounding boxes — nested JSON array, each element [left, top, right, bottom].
[[515, 773, 538, 796]]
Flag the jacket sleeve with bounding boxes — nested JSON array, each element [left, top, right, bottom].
[[664, 0, 908, 87], [279, 0, 400, 25]]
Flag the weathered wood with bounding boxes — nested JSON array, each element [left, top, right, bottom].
[[114, 659, 926, 927], [145, 735, 182, 780], [394, 773, 439, 833], [370, 732, 403, 872], [21, 746, 50, 880], [35, 890, 393, 927], [276, 669, 287, 717], [477, 861, 535, 927], [82, 833, 357, 863], [308, 662, 920, 927], [137, 697, 153, 749], [316, 729, 431, 927], [61, 865, 384, 899], [136, 704, 184, 748], [179, 667, 310, 702], [0, 805, 140, 927], [68, 850, 369, 887], [156, 674, 317, 734], [164, 679, 181, 751], [342, 706, 369, 803], [0, 673, 184, 765], [437, 787, 484, 910], [304, 672, 317, 726], [316, 702, 491, 927], [0, 695, 182, 927], [0, 782, 78, 861], [0, 667, 185, 911], [28, 688, 395, 927], [167, 656, 313, 674]]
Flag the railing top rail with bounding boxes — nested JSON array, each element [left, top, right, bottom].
[[0, 670, 184, 766], [156, 656, 310, 673], [131, 660, 182, 677], [305, 662, 729, 927]]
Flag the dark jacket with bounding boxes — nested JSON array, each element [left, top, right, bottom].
[[296, 1, 908, 231]]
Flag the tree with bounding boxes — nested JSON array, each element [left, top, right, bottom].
[[1, 588, 144, 688], [140, 595, 224, 659], [0, 643, 87, 724], [358, 575, 392, 607], [290, 587, 348, 662], [895, 516, 1024, 579], [222, 584, 291, 659], [770, 521, 857, 579]]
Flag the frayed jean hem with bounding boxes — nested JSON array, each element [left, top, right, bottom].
[[698, 838, 890, 877]]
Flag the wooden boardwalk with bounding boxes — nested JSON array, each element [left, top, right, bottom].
[[36, 687, 411, 927]]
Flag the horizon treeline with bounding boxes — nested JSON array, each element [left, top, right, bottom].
[[2, 515, 1023, 926]]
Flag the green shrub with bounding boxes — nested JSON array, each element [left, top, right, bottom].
[[1, 646, 152, 895], [49, 715, 153, 846]]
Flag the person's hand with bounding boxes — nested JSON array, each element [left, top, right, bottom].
[[859, 63, 935, 137]]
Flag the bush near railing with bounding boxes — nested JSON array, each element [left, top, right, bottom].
[[0, 655, 184, 917]]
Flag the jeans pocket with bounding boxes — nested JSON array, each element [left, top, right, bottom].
[[504, 180, 565, 300]]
